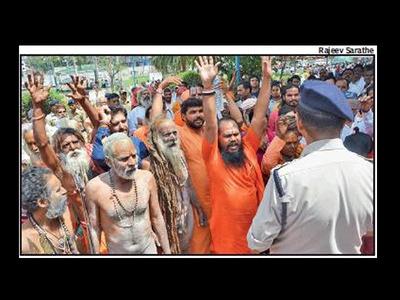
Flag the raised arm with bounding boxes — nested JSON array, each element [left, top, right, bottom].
[[195, 56, 221, 144], [26, 73, 75, 190], [150, 76, 182, 121], [250, 56, 272, 138], [66, 75, 100, 130]]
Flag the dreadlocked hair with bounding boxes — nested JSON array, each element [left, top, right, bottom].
[[148, 117, 182, 254]]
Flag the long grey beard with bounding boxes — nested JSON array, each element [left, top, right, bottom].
[[23, 143, 41, 165], [46, 195, 68, 219], [62, 149, 90, 189], [159, 142, 189, 186], [28, 151, 42, 165]]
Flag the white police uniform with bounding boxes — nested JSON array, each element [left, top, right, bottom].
[[247, 80, 374, 254]]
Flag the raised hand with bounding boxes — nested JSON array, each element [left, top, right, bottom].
[[359, 94, 373, 113], [98, 105, 111, 125], [159, 76, 182, 90], [66, 75, 88, 103], [230, 70, 236, 84], [276, 115, 289, 139], [24, 72, 51, 105], [261, 56, 272, 79], [194, 56, 221, 89]]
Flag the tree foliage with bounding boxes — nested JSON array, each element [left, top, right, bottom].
[[152, 56, 197, 75], [96, 56, 126, 91]]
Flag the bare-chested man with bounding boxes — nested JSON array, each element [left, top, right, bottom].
[[85, 133, 170, 254], [25, 72, 98, 254], [21, 166, 79, 254]]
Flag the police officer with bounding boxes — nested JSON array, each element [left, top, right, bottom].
[[247, 80, 373, 254]]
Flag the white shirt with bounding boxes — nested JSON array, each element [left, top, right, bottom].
[[89, 89, 106, 105], [352, 110, 374, 138], [348, 77, 365, 96], [341, 123, 354, 141], [165, 102, 174, 120], [127, 106, 146, 133], [247, 138, 373, 254]]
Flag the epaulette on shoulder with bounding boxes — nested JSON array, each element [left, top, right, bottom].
[[274, 161, 291, 172]]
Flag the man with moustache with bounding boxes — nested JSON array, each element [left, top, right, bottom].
[[194, 56, 271, 254], [128, 88, 152, 134], [85, 133, 170, 254], [267, 83, 301, 143], [151, 76, 210, 253], [147, 115, 198, 254], [22, 125, 46, 169], [21, 166, 80, 254], [26, 72, 95, 254], [91, 104, 149, 173]]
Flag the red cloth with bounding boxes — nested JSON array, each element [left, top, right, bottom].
[[360, 235, 374, 254], [131, 87, 141, 109]]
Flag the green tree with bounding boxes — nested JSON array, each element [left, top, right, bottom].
[[152, 56, 197, 75], [178, 71, 201, 87], [97, 56, 126, 91], [21, 88, 66, 115]]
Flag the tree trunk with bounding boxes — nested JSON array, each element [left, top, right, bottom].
[[93, 56, 99, 83], [50, 60, 59, 89], [181, 58, 186, 72], [279, 58, 287, 80], [73, 57, 78, 75]]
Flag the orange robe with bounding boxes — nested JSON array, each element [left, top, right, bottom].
[[133, 125, 150, 149], [178, 125, 212, 253], [202, 127, 264, 254], [174, 111, 185, 127]]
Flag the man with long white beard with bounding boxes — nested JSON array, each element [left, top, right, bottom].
[[22, 126, 44, 169], [84, 133, 171, 254], [21, 166, 79, 254], [26, 72, 95, 254], [50, 128, 92, 188], [148, 117, 197, 254]]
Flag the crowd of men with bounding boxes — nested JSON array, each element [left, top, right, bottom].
[[21, 56, 374, 255]]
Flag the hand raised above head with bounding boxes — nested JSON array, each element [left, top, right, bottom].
[[261, 56, 272, 79], [66, 75, 88, 102], [159, 76, 182, 90], [24, 72, 51, 105], [194, 56, 221, 89]]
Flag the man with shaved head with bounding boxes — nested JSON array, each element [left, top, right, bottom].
[[85, 133, 170, 254]]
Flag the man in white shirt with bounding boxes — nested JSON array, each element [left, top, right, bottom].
[[127, 89, 151, 135], [88, 82, 105, 106], [247, 80, 373, 254], [348, 64, 366, 96], [351, 86, 374, 138]]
